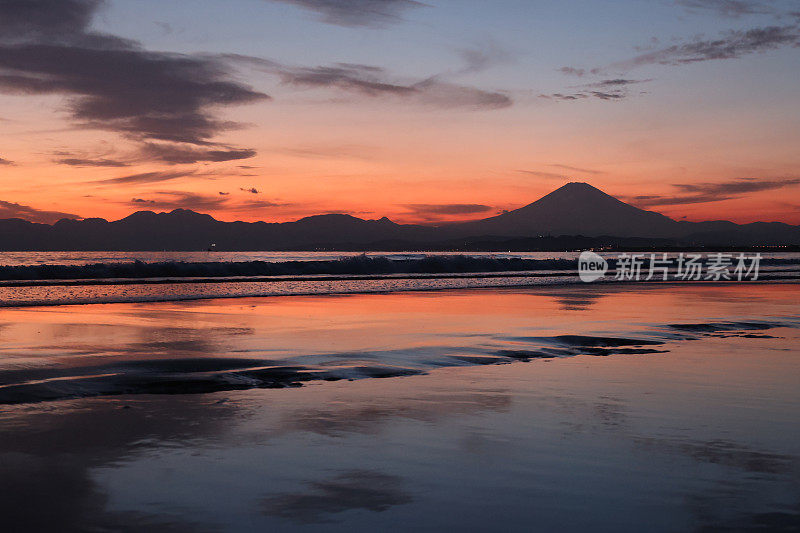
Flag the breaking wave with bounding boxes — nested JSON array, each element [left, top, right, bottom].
[[0, 256, 578, 281]]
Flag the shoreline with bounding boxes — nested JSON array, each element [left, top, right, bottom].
[[1, 277, 799, 309]]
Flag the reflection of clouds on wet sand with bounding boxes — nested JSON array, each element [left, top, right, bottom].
[[4, 318, 796, 404], [262, 470, 412, 524], [0, 397, 236, 532], [0, 385, 511, 531], [277, 392, 511, 437], [635, 437, 797, 475], [555, 392, 800, 531], [634, 436, 800, 530], [41, 324, 255, 359], [550, 289, 611, 311]]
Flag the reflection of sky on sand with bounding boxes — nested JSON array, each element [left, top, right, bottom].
[[1, 284, 799, 530]]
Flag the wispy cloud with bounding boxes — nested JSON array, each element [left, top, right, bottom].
[[541, 78, 651, 102], [96, 170, 198, 185], [139, 143, 257, 165], [0, 199, 81, 223], [266, 144, 374, 160], [403, 203, 494, 215], [128, 191, 228, 211], [676, 0, 775, 18], [518, 170, 575, 179], [539, 91, 627, 102], [612, 25, 800, 69], [588, 78, 650, 87], [519, 165, 605, 180], [55, 157, 129, 167], [557, 66, 601, 77], [266, 0, 424, 28], [126, 191, 291, 213], [548, 164, 605, 175], [229, 55, 513, 110], [455, 42, 513, 75], [0, 156, 14, 165], [240, 187, 261, 194], [235, 199, 291, 209], [54, 144, 257, 167], [402, 203, 495, 222], [630, 177, 800, 206]]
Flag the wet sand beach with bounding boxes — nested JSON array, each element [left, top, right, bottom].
[[1, 283, 799, 531]]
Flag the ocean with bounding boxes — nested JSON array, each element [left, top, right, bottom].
[[0, 251, 798, 307]]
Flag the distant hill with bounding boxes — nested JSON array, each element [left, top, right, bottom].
[[1, 183, 798, 250]]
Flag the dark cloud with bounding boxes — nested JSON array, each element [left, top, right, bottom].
[[676, 177, 800, 194], [631, 177, 800, 206], [125, 192, 290, 213], [0, 0, 106, 44], [540, 90, 627, 101], [0, 46, 267, 144], [139, 143, 257, 165], [230, 55, 513, 110], [268, 0, 424, 28], [126, 191, 228, 211], [541, 78, 651, 102], [55, 157, 129, 167], [615, 25, 800, 68], [634, 195, 723, 206], [590, 91, 626, 100], [240, 187, 260, 194], [262, 470, 412, 524], [558, 66, 601, 77], [676, 0, 774, 17], [236, 199, 290, 209], [0, 199, 81, 223], [0, 156, 14, 165], [96, 170, 197, 185], [591, 78, 650, 87], [0, 0, 266, 161], [403, 203, 494, 216], [539, 92, 587, 101]]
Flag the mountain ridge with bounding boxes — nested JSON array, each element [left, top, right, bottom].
[[1, 183, 798, 250]]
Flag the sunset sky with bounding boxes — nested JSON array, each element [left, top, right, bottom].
[[1, 0, 799, 225]]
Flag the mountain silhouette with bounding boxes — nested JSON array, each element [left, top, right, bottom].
[[1, 183, 798, 250], [452, 182, 681, 238]]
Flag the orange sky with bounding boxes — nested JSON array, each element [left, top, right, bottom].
[[1, 1, 799, 225]]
